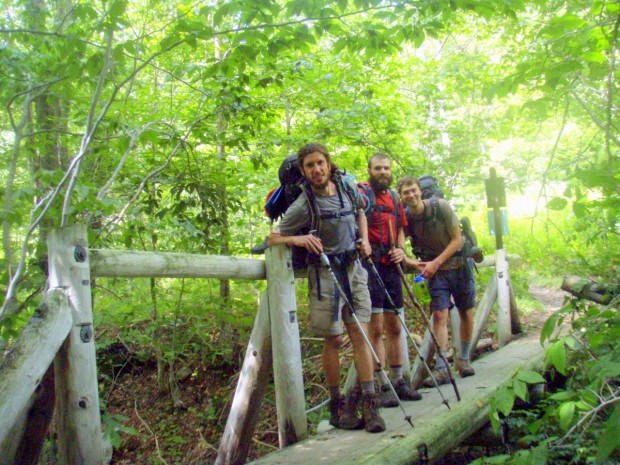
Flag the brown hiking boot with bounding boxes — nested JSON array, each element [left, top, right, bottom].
[[362, 393, 386, 433], [339, 385, 364, 430], [329, 393, 344, 427], [394, 378, 422, 401], [456, 358, 475, 377], [422, 369, 451, 388], [379, 383, 399, 408]]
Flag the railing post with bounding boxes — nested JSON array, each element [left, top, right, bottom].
[[265, 245, 307, 447], [216, 294, 273, 465], [47, 224, 106, 465], [495, 249, 512, 347]]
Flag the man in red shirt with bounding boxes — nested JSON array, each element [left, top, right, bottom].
[[358, 153, 422, 406]]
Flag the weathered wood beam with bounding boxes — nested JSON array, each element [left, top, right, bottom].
[[470, 274, 498, 355], [215, 293, 273, 465], [0, 289, 72, 465], [48, 224, 106, 465], [265, 245, 307, 448], [496, 249, 512, 347], [89, 249, 266, 280], [561, 274, 619, 304]]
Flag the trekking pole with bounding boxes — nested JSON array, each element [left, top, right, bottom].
[[387, 222, 461, 402], [309, 233, 414, 428], [361, 254, 451, 410]]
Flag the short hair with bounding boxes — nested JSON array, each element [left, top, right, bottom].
[[397, 176, 420, 194], [368, 152, 391, 169], [297, 143, 339, 178]]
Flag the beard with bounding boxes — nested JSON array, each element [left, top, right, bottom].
[[369, 173, 392, 192]]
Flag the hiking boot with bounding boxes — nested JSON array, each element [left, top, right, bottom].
[[379, 383, 399, 408], [422, 369, 451, 388], [362, 393, 386, 433], [393, 378, 422, 401], [339, 385, 364, 430], [329, 393, 344, 428], [456, 358, 475, 377]]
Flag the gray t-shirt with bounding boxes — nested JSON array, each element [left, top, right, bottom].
[[404, 198, 463, 270], [276, 183, 363, 255]]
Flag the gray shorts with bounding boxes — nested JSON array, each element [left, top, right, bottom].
[[307, 260, 371, 336]]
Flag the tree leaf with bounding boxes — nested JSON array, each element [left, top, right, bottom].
[[513, 378, 527, 401], [596, 404, 620, 464], [495, 386, 515, 417], [557, 401, 575, 430], [546, 197, 568, 211], [516, 370, 546, 384], [546, 340, 567, 375]]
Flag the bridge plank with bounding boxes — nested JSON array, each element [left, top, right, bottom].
[[248, 333, 545, 465]]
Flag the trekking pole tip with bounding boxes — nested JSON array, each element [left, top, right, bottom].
[[443, 399, 451, 410], [405, 416, 414, 428]]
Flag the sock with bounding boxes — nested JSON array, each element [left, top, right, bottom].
[[329, 385, 341, 400], [375, 368, 390, 386], [461, 342, 471, 361], [390, 365, 403, 381], [361, 380, 375, 395], [436, 350, 449, 371]]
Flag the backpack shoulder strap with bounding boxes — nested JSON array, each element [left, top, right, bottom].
[[299, 182, 320, 232], [388, 188, 400, 227]]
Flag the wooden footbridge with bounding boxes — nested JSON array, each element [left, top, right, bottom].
[[0, 222, 538, 465]]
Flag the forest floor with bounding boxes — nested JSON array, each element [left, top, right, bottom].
[[101, 282, 569, 465]]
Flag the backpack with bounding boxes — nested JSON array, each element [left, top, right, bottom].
[[264, 154, 304, 221], [418, 174, 444, 200], [258, 155, 359, 268], [358, 182, 401, 260], [418, 175, 484, 266]]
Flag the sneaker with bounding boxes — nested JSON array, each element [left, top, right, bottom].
[[329, 393, 344, 428], [362, 393, 386, 433], [379, 383, 399, 408], [422, 369, 451, 388], [456, 358, 475, 377], [393, 378, 422, 401], [339, 385, 364, 430]]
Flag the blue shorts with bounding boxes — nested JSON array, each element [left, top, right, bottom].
[[363, 261, 403, 312], [427, 263, 476, 312]]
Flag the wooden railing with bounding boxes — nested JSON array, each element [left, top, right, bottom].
[[0, 223, 521, 465]]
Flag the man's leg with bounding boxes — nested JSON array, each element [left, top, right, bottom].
[[424, 308, 451, 386], [323, 335, 345, 426], [384, 311, 421, 400], [368, 311, 396, 406], [346, 321, 386, 433], [456, 308, 476, 377]]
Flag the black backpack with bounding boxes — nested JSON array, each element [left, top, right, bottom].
[[257, 155, 359, 268], [417, 174, 484, 266]]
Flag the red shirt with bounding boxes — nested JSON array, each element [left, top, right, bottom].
[[359, 184, 408, 265]]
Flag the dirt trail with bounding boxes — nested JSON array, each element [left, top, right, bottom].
[[524, 284, 570, 330]]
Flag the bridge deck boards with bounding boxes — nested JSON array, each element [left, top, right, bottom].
[[249, 332, 545, 465]]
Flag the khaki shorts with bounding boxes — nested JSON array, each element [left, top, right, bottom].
[[307, 260, 371, 336]]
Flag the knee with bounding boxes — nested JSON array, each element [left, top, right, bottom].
[[385, 317, 401, 339], [433, 310, 448, 326], [324, 334, 344, 351]]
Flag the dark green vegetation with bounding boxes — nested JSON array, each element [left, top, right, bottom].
[[1, 0, 619, 463]]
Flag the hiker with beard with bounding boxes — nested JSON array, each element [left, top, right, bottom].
[[357, 153, 422, 407], [268, 143, 386, 433]]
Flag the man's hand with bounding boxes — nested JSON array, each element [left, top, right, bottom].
[[358, 239, 372, 258], [419, 259, 440, 279], [294, 234, 323, 255], [389, 246, 405, 264]]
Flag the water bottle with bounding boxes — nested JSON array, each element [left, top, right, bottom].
[[413, 275, 431, 305]]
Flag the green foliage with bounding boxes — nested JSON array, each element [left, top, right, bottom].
[[485, 292, 620, 465]]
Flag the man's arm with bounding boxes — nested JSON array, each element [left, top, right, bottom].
[[356, 209, 372, 257], [418, 225, 462, 279], [268, 231, 324, 255]]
